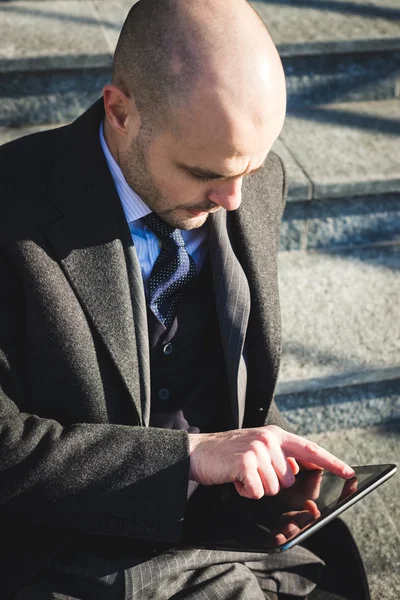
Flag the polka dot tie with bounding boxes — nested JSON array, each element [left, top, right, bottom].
[[141, 213, 197, 329]]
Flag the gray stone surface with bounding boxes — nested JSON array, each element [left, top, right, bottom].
[[284, 51, 400, 109], [310, 425, 400, 600], [276, 379, 400, 434], [276, 366, 400, 396], [279, 193, 400, 251], [281, 100, 400, 200], [0, 1, 112, 72], [93, 0, 139, 51], [279, 201, 308, 251], [306, 194, 400, 249], [95, 0, 400, 58], [0, 71, 109, 127], [250, 0, 400, 56], [272, 139, 312, 202], [277, 244, 400, 382]]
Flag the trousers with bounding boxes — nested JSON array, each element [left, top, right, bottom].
[[15, 544, 323, 600]]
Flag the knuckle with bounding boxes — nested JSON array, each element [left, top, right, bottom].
[[248, 439, 263, 454], [265, 480, 280, 496], [281, 475, 295, 489], [242, 475, 263, 500], [259, 431, 275, 451], [304, 440, 320, 456], [250, 487, 264, 500]]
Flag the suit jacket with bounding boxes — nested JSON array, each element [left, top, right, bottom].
[[0, 99, 288, 594]]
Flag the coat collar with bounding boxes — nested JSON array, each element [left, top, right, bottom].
[[45, 99, 145, 424], [208, 208, 251, 428], [43, 99, 282, 430]]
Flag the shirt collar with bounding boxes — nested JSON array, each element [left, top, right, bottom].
[[100, 120, 151, 223]]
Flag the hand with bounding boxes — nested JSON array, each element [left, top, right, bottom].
[[273, 500, 321, 545], [188, 425, 355, 499], [278, 468, 324, 509]]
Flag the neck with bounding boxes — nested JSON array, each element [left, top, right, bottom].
[[103, 118, 121, 166]]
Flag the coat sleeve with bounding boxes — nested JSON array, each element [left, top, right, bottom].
[[0, 253, 190, 543], [264, 153, 292, 433]]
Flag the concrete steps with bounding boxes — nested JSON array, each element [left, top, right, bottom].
[[310, 424, 400, 600], [276, 99, 400, 251], [252, 0, 400, 107], [276, 243, 400, 432], [1, 2, 399, 593], [0, 0, 399, 435], [0, 0, 399, 125], [2, 98, 399, 253]]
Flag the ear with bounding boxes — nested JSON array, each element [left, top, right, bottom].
[[103, 84, 141, 140]]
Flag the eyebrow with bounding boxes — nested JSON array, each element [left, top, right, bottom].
[[183, 163, 265, 180]]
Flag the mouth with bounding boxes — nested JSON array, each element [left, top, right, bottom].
[[186, 207, 220, 218]]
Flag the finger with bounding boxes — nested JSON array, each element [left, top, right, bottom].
[[301, 469, 323, 501], [280, 508, 316, 530], [234, 469, 265, 500], [337, 477, 358, 503], [274, 533, 287, 546], [303, 499, 321, 519], [258, 462, 281, 496], [297, 460, 324, 472], [287, 457, 300, 475], [281, 432, 355, 479], [280, 520, 303, 538], [280, 522, 301, 538], [270, 447, 295, 489]]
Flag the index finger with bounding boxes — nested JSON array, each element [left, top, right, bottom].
[[280, 431, 355, 479]]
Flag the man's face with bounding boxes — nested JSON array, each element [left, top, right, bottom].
[[118, 91, 285, 230]]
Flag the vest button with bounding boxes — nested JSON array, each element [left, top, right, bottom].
[[163, 342, 173, 356], [158, 388, 170, 400]]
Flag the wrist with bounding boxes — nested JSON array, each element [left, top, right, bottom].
[[188, 433, 204, 481]]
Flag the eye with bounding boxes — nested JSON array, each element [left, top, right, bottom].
[[189, 172, 216, 184]]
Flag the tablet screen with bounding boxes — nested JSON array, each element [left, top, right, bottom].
[[182, 464, 396, 553]]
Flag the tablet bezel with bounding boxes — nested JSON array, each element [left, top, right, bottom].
[[181, 463, 397, 554]]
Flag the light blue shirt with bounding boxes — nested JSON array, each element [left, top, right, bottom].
[[99, 122, 208, 296]]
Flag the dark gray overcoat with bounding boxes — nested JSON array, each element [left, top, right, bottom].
[[0, 99, 288, 595]]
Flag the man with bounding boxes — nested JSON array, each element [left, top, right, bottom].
[[0, 0, 358, 598]]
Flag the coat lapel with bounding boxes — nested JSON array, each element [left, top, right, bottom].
[[208, 209, 251, 428], [45, 101, 146, 425], [124, 244, 151, 426]]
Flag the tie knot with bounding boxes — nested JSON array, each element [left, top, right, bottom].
[[141, 213, 185, 247]]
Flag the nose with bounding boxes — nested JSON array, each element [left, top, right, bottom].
[[207, 178, 243, 211]]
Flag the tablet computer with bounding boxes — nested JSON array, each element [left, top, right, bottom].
[[181, 463, 397, 553]]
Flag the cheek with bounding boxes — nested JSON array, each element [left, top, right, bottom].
[[154, 171, 203, 204]]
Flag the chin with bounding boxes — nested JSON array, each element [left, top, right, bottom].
[[180, 213, 210, 230]]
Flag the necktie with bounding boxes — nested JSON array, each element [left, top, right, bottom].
[[141, 212, 197, 328]]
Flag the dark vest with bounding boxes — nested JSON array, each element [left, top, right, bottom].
[[147, 257, 233, 433]]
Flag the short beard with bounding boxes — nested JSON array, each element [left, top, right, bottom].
[[119, 129, 218, 230]]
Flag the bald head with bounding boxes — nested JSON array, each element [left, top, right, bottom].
[[104, 0, 286, 230], [112, 0, 286, 140]]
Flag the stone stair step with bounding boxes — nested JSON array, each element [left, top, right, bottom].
[[309, 424, 400, 600], [1, 115, 399, 254], [0, 1, 113, 73], [251, 0, 400, 57], [276, 377, 400, 434], [275, 244, 400, 429], [280, 192, 400, 252], [275, 99, 400, 250], [278, 243, 400, 381], [0, 0, 399, 127], [253, 0, 400, 106], [252, 0, 400, 106], [0, 70, 109, 127], [280, 100, 400, 201]]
